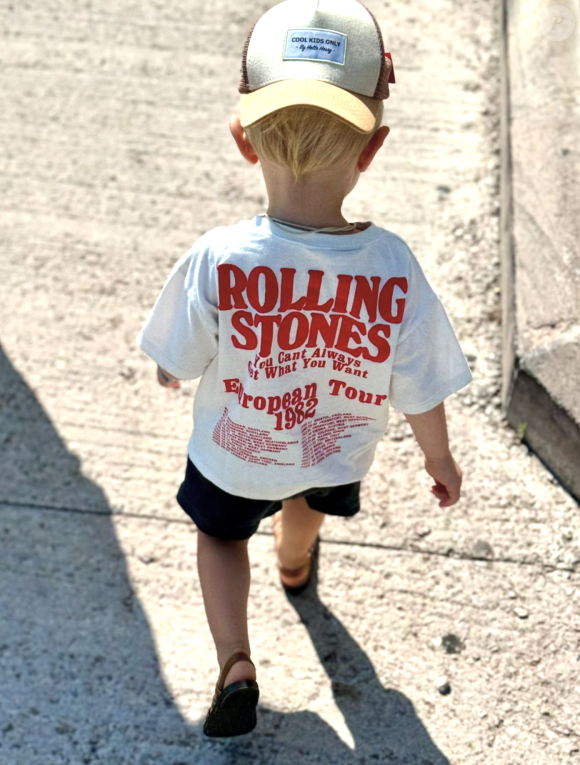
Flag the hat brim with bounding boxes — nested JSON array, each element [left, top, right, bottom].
[[240, 79, 382, 134]]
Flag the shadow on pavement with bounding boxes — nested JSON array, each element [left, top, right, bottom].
[[285, 566, 452, 764], [206, 549, 451, 765], [0, 345, 201, 762], [0, 343, 450, 764]]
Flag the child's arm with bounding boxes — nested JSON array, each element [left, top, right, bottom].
[[157, 364, 181, 389], [403, 401, 462, 508], [137, 243, 219, 389]]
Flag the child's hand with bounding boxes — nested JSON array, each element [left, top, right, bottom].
[[424, 453, 462, 508], [157, 365, 181, 389]]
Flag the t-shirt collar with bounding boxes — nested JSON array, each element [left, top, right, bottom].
[[252, 214, 383, 249]]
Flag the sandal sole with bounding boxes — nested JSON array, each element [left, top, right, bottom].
[[203, 680, 260, 738]]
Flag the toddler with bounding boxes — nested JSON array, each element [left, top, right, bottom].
[[137, 0, 473, 738]]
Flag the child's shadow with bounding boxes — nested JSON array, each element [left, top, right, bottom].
[[0, 343, 450, 764], [237, 558, 452, 765]]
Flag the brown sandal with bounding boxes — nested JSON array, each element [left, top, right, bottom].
[[272, 511, 319, 594], [203, 650, 259, 738]]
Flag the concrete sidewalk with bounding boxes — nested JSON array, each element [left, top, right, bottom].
[[1, 0, 579, 763]]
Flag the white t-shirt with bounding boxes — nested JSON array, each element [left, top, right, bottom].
[[137, 215, 473, 500]]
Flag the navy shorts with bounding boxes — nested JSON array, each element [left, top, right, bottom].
[[176, 457, 361, 541]]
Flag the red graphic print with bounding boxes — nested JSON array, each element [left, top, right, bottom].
[[217, 265, 408, 360]]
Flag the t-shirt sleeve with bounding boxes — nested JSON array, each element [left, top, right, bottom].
[[388, 252, 473, 414], [136, 244, 218, 380]]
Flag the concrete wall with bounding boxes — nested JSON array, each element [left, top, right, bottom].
[[501, 0, 580, 498]]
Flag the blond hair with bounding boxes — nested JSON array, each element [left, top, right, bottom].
[[245, 103, 384, 182]]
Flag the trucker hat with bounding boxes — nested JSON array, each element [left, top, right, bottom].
[[239, 0, 395, 134]]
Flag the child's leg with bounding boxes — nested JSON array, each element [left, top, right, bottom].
[[277, 497, 325, 570], [196, 531, 256, 687]]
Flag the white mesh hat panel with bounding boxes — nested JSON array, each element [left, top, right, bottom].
[[245, 0, 383, 97]]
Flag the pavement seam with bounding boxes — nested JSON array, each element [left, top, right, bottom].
[[2, 499, 575, 573]]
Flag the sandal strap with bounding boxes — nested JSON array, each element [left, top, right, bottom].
[[216, 650, 254, 693], [273, 511, 319, 586], [277, 561, 310, 577], [275, 534, 318, 575], [277, 545, 315, 577]]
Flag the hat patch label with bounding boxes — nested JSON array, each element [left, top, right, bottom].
[[284, 28, 347, 66]]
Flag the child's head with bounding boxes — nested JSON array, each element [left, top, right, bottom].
[[232, 0, 394, 183]]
